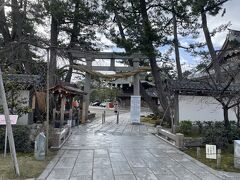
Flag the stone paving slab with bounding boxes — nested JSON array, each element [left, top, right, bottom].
[[38, 112, 240, 180]]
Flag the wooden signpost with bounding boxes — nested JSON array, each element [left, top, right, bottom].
[[206, 144, 221, 168], [0, 68, 20, 176], [206, 144, 217, 159]]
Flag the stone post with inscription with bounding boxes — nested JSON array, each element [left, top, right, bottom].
[[234, 140, 240, 168], [34, 132, 46, 160]]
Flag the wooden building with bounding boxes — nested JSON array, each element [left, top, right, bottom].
[[49, 83, 87, 128], [110, 78, 158, 108], [1, 74, 41, 125]]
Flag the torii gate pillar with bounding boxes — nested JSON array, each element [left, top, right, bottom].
[[133, 58, 140, 96], [82, 57, 93, 123]]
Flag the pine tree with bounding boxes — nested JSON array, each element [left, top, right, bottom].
[[0, 0, 46, 73]]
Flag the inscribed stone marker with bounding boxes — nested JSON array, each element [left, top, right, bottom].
[[34, 132, 46, 160], [234, 140, 240, 168]]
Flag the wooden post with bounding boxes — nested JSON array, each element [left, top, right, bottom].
[[79, 97, 83, 124], [104, 111, 106, 123], [60, 96, 66, 127], [174, 94, 179, 126], [102, 112, 104, 124], [102, 111, 106, 124], [217, 149, 221, 168], [69, 109, 73, 120], [53, 108, 56, 123], [81, 101, 86, 123], [197, 147, 201, 158], [77, 108, 80, 126], [0, 68, 20, 176], [4, 127, 7, 157], [46, 48, 50, 155], [117, 111, 119, 124]]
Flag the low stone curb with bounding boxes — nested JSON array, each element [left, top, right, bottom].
[[37, 150, 64, 180]]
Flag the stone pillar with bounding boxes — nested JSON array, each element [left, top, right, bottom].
[[174, 94, 179, 126], [82, 57, 93, 123], [133, 58, 140, 96], [175, 133, 184, 149]]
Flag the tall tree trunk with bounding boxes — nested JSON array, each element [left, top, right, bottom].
[[114, 7, 162, 116], [114, 9, 132, 57], [65, 0, 80, 83], [223, 106, 230, 129], [201, 11, 221, 82], [173, 11, 183, 80], [139, 0, 171, 122], [11, 0, 22, 40], [235, 104, 240, 127], [65, 53, 73, 82], [49, 14, 59, 87]]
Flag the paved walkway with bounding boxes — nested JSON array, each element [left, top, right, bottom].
[[38, 112, 240, 180]]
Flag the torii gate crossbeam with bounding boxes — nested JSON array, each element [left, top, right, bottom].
[[69, 50, 145, 123]]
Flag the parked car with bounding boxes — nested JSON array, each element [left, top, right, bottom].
[[92, 101, 101, 106], [99, 102, 107, 107]]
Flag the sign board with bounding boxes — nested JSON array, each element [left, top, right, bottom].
[[206, 144, 216, 159], [0, 115, 18, 125], [130, 96, 141, 124]]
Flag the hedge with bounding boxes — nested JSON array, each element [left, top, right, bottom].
[[0, 126, 33, 153]]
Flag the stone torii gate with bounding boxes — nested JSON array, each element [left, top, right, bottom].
[[68, 50, 147, 123]]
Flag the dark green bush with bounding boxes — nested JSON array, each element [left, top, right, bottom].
[[203, 122, 240, 149], [179, 120, 193, 135], [195, 121, 203, 134], [203, 126, 229, 149], [203, 121, 214, 128], [0, 126, 33, 153]]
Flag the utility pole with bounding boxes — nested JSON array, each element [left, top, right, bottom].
[[0, 68, 20, 176]]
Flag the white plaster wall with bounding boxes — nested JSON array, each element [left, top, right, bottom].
[[179, 95, 237, 122], [17, 90, 30, 125]]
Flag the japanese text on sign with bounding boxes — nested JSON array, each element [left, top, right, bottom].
[[206, 144, 216, 159]]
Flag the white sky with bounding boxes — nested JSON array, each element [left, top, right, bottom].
[[206, 0, 240, 48], [172, 0, 240, 72]]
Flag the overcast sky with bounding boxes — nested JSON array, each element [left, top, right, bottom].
[[184, 0, 240, 71], [204, 0, 240, 48]]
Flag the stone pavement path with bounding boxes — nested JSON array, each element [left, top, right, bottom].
[[38, 112, 240, 180]]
